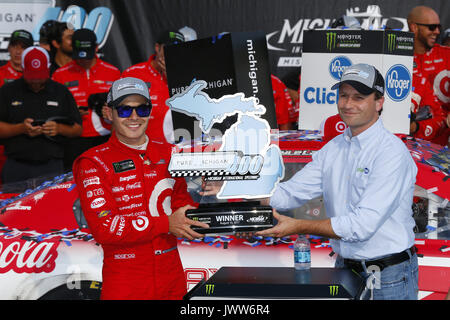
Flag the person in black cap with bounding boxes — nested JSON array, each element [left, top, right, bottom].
[[121, 30, 185, 144], [52, 28, 120, 171], [38, 20, 58, 53], [48, 22, 74, 75], [0, 29, 33, 87], [252, 63, 419, 300], [0, 29, 34, 185]]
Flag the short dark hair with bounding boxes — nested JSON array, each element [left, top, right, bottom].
[[53, 22, 70, 44]]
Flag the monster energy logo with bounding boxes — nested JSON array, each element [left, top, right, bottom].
[[387, 34, 396, 52], [329, 285, 339, 296], [326, 32, 337, 51], [205, 284, 215, 295]]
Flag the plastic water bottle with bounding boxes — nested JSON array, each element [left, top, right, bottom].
[[294, 234, 311, 270]]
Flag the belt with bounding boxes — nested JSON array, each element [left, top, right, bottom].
[[154, 246, 177, 255], [343, 246, 416, 273]]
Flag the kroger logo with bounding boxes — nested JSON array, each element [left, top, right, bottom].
[[385, 64, 411, 102], [329, 56, 352, 80]]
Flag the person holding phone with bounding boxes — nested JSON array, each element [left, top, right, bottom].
[[0, 46, 82, 191]]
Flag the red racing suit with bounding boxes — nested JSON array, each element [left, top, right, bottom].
[[52, 57, 120, 137], [411, 73, 446, 142], [0, 61, 22, 87], [320, 113, 347, 142], [413, 44, 450, 145], [292, 73, 302, 125], [0, 61, 20, 181], [122, 55, 173, 143], [271, 74, 293, 128], [73, 133, 195, 299]]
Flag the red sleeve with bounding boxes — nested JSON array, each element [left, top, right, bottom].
[[0, 69, 4, 87], [290, 73, 301, 123], [73, 157, 169, 246], [271, 75, 291, 125]]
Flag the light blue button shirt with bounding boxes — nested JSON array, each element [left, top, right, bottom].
[[270, 119, 417, 260]]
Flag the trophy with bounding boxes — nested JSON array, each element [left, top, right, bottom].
[[165, 32, 285, 235]]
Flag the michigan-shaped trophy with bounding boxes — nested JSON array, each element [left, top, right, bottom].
[[165, 32, 284, 235]]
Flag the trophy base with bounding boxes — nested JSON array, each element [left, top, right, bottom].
[[186, 201, 273, 235]]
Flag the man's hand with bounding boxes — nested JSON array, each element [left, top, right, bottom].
[[168, 204, 209, 240], [256, 210, 299, 238], [199, 177, 223, 196], [42, 120, 59, 136], [23, 118, 42, 137]]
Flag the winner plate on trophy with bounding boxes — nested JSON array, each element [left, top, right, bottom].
[[186, 201, 273, 235]]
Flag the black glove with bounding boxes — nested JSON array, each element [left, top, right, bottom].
[[88, 92, 109, 118], [415, 105, 432, 122]]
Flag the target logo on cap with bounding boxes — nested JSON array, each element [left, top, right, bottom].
[[21, 46, 50, 80], [31, 59, 41, 69]]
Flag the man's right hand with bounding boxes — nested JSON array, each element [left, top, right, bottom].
[[23, 118, 42, 137], [168, 204, 209, 240]]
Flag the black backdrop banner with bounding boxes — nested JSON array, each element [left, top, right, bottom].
[[1, 0, 449, 81]]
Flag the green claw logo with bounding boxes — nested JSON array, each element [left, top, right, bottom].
[[205, 284, 215, 295], [387, 34, 396, 52], [326, 32, 337, 51], [329, 285, 339, 296]]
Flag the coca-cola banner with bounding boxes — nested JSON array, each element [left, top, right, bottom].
[[0, 0, 448, 80]]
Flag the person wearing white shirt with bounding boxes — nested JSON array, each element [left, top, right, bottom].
[[257, 63, 419, 300]]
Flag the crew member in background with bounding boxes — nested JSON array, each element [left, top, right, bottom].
[[271, 74, 294, 130], [0, 29, 34, 186], [0, 47, 82, 191], [52, 28, 120, 171], [73, 77, 208, 299], [408, 5, 450, 146], [121, 30, 185, 144], [0, 30, 33, 87], [49, 21, 74, 75]]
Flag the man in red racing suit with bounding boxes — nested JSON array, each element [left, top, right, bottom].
[[413, 44, 450, 146], [73, 77, 207, 299], [408, 6, 450, 145]]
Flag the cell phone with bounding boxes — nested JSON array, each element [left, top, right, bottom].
[[78, 106, 89, 111], [31, 120, 45, 126]]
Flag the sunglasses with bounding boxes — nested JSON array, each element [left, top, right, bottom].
[[114, 103, 152, 118], [415, 23, 442, 32]]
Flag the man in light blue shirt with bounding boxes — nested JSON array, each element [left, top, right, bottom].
[[257, 63, 419, 300]]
